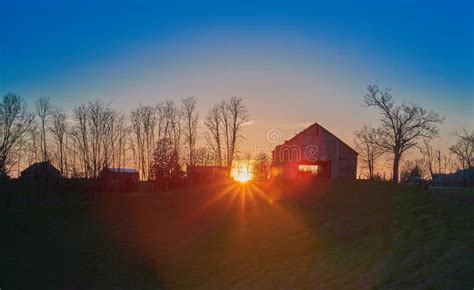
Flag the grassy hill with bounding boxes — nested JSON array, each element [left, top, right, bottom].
[[1, 180, 472, 289]]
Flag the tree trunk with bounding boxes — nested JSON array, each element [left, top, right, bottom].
[[368, 161, 373, 180], [217, 141, 222, 167], [392, 154, 400, 183]]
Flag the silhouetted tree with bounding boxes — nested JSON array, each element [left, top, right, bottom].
[[36, 96, 52, 162], [419, 138, 439, 180], [194, 146, 213, 166], [70, 101, 118, 178], [0, 93, 34, 174], [150, 138, 184, 189], [449, 129, 473, 170], [88, 101, 114, 178], [72, 104, 90, 177], [221, 97, 249, 172], [205, 104, 223, 166], [26, 121, 41, 165], [354, 125, 383, 179], [363, 85, 443, 183], [112, 113, 128, 169], [161, 101, 183, 162], [219, 100, 231, 167], [49, 108, 67, 175], [130, 106, 146, 179], [253, 152, 271, 180], [181, 97, 199, 166], [400, 160, 424, 184], [131, 101, 183, 180]]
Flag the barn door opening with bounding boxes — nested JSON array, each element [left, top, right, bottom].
[[297, 161, 331, 178]]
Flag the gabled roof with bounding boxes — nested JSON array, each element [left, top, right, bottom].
[[21, 162, 60, 175], [276, 122, 358, 155]]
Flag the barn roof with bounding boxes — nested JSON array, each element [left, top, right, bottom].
[[21, 162, 60, 175], [278, 122, 358, 155]]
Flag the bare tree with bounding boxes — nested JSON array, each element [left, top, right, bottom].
[[36, 97, 52, 162], [354, 125, 384, 180], [163, 101, 182, 150], [15, 133, 28, 177], [49, 108, 68, 175], [0, 93, 34, 174], [131, 102, 182, 180], [219, 100, 231, 167], [141, 106, 157, 176], [181, 97, 199, 166], [87, 101, 112, 178], [420, 138, 438, 180], [400, 158, 426, 183], [363, 85, 443, 183], [70, 101, 122, 178], [26, 122, 41, 166], [130, 107, 146, 179], [205, 104, 223, 166], [112, 113, 128, 169], [221, 97, 249, 171], [449, 129, 474, 169], [441, 152, 456, 174], [253, 152, 271, 180], [72, 104, 90, 177], [195, 146, 213, 166]]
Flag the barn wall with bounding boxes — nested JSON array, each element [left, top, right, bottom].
[[271, 123, 358, 180]]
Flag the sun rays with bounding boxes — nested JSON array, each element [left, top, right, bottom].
[[97, 179, 320, 289], [191, 179, 286, 223], [231, 162, 253, 183]]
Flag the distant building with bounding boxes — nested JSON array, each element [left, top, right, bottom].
[[186, 165, 228, 183], [432, 167, 474, 187], [100, 168, 139, 193], [21, 162, 61, 183], [271, 123, 358, 179]]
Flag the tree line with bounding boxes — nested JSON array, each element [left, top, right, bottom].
[[354, 85, 473, 183], [0, 93, 249, 180]]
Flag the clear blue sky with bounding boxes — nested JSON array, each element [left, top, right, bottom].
[[1, 0, 473, 151]]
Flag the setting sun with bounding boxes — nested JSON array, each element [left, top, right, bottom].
[[235, 171, 251, 183], [231, 163, 253, 183]]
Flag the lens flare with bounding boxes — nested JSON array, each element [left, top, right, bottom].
[[236, 171, 251, 183], [231, 163, 253, 183]]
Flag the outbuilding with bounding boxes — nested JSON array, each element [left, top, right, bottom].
[[271, 123, 358, 179], [21, 162, 61, 183]]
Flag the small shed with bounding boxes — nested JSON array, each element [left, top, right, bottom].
[[21, 162, 61, 183], [100, 167, 139, 193]]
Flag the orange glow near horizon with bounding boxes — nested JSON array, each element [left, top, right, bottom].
[[231, 162, 253, 183], [235, 170, 252, 183]]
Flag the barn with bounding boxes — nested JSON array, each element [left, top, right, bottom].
[[271, 123, 358, 179], [21, 161, 61, 182], [100, 168, 139, 193]]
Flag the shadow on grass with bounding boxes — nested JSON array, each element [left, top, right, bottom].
[[0, 204, 165, 290], [1, 180, 472, 289]]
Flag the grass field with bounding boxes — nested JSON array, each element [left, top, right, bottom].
[[1, 180, 473, 289]]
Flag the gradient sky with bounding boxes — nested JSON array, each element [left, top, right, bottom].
[[1, 0, 473, 163]]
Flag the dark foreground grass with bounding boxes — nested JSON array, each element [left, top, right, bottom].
[[1, 181, 472, 289]]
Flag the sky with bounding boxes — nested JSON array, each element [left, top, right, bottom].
[[1, 0, 473, 163]]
